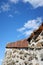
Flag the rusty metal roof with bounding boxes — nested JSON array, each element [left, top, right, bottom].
[[6, 39, 29, 48]]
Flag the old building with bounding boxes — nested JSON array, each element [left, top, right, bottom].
[[2, 23, 43, 65]]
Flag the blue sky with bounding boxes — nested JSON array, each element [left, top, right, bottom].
[[0, 0, 43, 65]]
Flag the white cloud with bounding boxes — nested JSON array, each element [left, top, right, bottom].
[[24, 17, 42, 29], [1, 3, 10, 12], [23, 0, 43, 8], [10, 0, 19, 4], [17, 17, 42, 37], [9, 14, 13, 17], [23, 30, 33, 36], [14, 10, 20, 15], [17, 27, 25, 32]]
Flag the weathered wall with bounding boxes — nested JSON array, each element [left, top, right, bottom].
[[2, 49, 43, 65]]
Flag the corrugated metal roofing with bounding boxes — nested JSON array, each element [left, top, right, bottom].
[[6, 39, 29, 48]]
